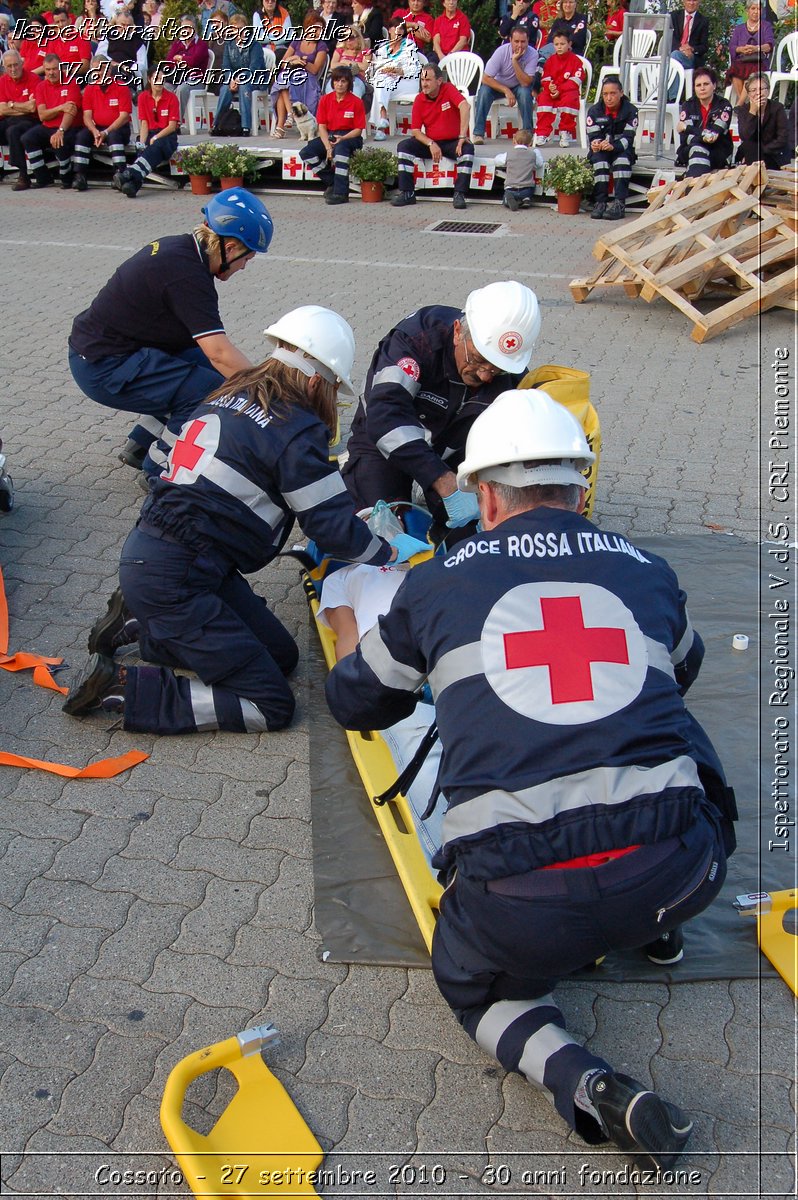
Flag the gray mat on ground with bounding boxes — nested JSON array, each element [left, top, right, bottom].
[[310, 534, 780, 979]]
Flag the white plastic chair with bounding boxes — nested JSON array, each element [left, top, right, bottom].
[[770, 31, 798, 103], [186, 48, 216, 135], [629, 57, 685, 152], [574, 54, 593, 147], [439, 50, 484, 134], [593, 26, 656, 100], [250, 46, 276, 134]]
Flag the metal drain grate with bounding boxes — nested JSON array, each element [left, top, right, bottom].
[[429, 220, 504, 235]]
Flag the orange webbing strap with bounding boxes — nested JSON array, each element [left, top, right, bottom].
[[0, 750, 149, 777], [0, 563, 67, 694], [0, 564, 148, 779]]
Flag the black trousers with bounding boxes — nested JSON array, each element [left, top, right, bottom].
[[0, 115, 39, 175]]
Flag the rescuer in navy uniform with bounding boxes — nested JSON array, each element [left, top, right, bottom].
[[327, 389, 736, 1170], [63, 307, 428, 736]]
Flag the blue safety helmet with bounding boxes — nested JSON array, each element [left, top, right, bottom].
[[202, 189, 274, 254]]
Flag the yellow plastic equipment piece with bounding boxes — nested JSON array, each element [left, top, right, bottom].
[[757, 889, 798, 996], [305, 554, 442, 953], [160, 1025, 323, 1197], [518, 364, 601, 517]]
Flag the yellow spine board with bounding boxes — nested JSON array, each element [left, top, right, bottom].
[[306, 567, 442, 953], [160, 1036, 323, 1198], [756, 889, 798, 997]]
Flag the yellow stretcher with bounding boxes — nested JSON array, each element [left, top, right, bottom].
[[302, 558, 442, 953], [160, 1024, 324, 1197], [736, 889, 798, 996]]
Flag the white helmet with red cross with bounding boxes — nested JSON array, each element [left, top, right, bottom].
[[463, 280, 541, 373], [457, 388, 594, 492]]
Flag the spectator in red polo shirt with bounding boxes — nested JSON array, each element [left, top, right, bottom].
[[12, 17, 48, 77], [48, 8, 92, 77], [0, 48, 40, 189], [299, 65, 366, 204], [71, 55, 132, 189], [431, 0, 470, 61], [20, 51, 82, 188], [114, 64, 179, 197], [392, 61, 473, 208], [392, 0, 434, 56]]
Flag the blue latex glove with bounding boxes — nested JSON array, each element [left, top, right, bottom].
[[442, 488, 480, 528], [390, 533, 430, 563]]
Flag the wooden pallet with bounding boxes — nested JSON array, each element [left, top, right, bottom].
[[570, 164, 798, 342]]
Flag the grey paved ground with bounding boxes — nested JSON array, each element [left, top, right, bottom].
[[0, 181, 794, 1200]]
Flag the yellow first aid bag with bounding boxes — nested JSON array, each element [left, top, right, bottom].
[[518, 365, 601, 517]]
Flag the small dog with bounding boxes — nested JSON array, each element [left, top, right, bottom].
[[292, 102, 318, 142]]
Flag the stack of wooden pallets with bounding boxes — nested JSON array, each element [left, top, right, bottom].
[[570, 163, 798, 342]]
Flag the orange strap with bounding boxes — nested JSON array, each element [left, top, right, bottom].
[[0, 564, 148, 779]]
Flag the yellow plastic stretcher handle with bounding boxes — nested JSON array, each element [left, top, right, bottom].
[[160, 1027, 323, 1198]]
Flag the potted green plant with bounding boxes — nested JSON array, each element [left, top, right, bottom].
[[207, 143, 261, 189], [174, 144, 217, 195], [543, 154, 594, 215], [349, 146, 398, 203]]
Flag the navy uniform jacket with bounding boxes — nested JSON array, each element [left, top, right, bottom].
[[140, 391, 391, 575], [345, 305, 520, 492], [677, 94, 733, 160], [585, 96, 639, 159], [327, 507, 723, 881]]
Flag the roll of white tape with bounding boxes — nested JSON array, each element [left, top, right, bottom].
[[732, 634, 749, 651]]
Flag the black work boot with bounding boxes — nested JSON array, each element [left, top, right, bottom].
[[587, 1072, 693, 1170], [605, 198, 626, 220], [118, 438, 147, 468], [645, 925, 684, 964], [87, 588, 139, 656], [391, 191, 416, 207], [74, 173, 89, 192], [62, 654, 126, 717]]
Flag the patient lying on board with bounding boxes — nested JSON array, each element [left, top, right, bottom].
[[318, 562, 443, 864]]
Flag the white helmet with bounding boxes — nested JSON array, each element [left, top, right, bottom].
[[263, 305, 356, 397], [463, 280, 541, 374], [457, 389, 594, 493]]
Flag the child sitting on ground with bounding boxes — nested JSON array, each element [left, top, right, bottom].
[[534, 24, 586, 147], [495, 129, 544, 210]]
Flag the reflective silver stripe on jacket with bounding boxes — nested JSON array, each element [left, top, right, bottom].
[[283, 471, 347, 514], [376, 425, 427, 459], [671, 614, 694, 666], [360, 625, 425, 691], [441, 755, 702, 844], [373, 365, 421, 396], [201, 457, 285, 533], [349, 531, 389, 564]]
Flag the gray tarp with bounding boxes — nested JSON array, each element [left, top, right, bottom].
[[310, 535, 784, 980]]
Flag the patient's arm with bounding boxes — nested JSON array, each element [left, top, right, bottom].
[[326, 606, 360, 661]]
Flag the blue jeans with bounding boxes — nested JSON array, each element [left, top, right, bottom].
[[216, 83, 255, 131], [474, 82, 533, 137]]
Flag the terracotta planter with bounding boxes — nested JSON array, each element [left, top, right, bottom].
[[359, 180, 384, 203], [219, 176, 244, 190], [188, 174, 213, 195], [555, 190, 582, 215]]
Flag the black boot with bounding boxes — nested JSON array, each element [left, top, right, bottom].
[[62, 654, 126, 717], [587, 1072, 693, 1170], [87, 588, 139, 656]]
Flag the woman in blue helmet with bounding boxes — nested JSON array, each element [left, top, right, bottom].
[[68, 189, 274, 473]]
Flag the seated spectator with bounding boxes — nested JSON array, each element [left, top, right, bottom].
[[327, 24, 371, 99], [198, 0, 236, 38], [113, 62, 178, 196], [368, 18, 423, 140], [392, 0, 434, 57], [48, 7, 92, 76], [72, 53, 131, 189], [605, 0, 628, 43], [534, 26, 585, 146], [670, 0, 709, 75], [0, 47, 39, 189], [495, 127, 542, 209], [392, 61, 473, 209], [96, 10, 146, 89], [726, 0, 774, 104], [538, 0, 587, 66], [0, 14, 11, 51], [216, 13, 267, 136], [735, 71, 789, 168], [12, 17, 48, 77], [676, 66, 733, 177], [431, 0, 470, 62], [165, 15, 210, 118], [203, 9, 229, 92], [532, 0, 559, 44], [499, 0, 541, 48], [21, 51, 82, 188], [318, 559, 444, 868], [141, 0, 162, 29], [41, 0, 75, 22], [300, 64, 365, 203], [252, 0, 291, 58], [318, 0, 350, 54], [472, 26, 536, 144], [270, 9, 328, 135], [351, 0, 383, 50], [76, 0, 103, 44], [586, 75, 637, 219]]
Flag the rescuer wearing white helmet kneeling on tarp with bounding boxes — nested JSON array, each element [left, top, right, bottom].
[[341, 280, 541, 532], [327, 389, 737, 1169], [62, 307, 427, 735]]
